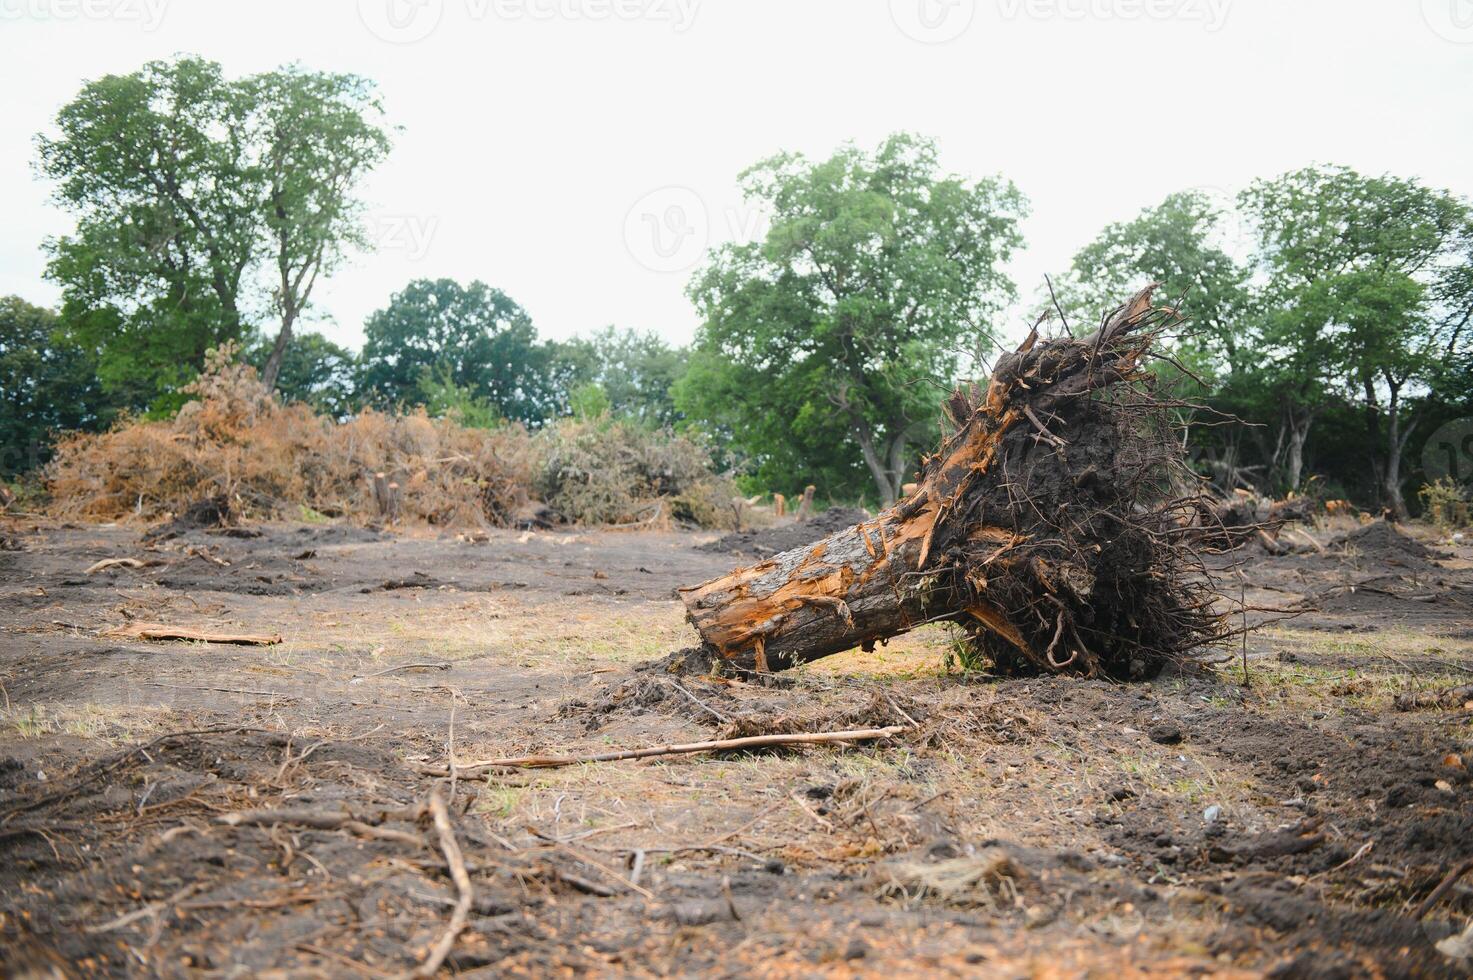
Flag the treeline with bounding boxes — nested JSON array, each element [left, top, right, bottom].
[[0, 286, 685, 474], [4, 56, 1472, 517]]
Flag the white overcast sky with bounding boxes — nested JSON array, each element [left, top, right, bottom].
[[2, 0, 1471, 351]]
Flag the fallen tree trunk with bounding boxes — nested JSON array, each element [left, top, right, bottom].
[[679, 286, 1230, 680]]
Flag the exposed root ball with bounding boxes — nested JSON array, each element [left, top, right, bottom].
[[679, 286, 1233, 681]]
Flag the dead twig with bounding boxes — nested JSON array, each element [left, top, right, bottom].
[[789, 791, 835, 831], [407, 788, 473, 978], [439, 726, 908, 774], [146, 683, 297, 701], [349, 662, 453, 683], [85, 557, 162, 574], [86, 882, 204, 934], [218, 806, 427, 848], [0, 727, 271, 824], [104, 623, 282, 645], [1415, 856, 1473, 920], [665, 679, 730, 723]]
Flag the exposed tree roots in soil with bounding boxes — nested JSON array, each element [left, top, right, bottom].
[[679, 286, 1239, 681]]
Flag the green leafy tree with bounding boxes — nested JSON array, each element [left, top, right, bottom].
[[1242, 166, 1473, 513], [1059, 191, 1263, 491], [556, 326, 688, 426], [677, 133, 1027, 503], [247, 66, 391, 389], [413, 365, 502, 429], [1063, 190, 1252, 386], [359, 278, 565, 424], [37, 56, 389, 405], [0, 297, 116, 476], [39, 59, 253, 409]]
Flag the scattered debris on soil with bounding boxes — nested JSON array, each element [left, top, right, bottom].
[[2, 510, 1472, 976], [1331, 519, 1441, 569], [698, 507, 871, 556]]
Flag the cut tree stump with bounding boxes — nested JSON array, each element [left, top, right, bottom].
[[679, 286, 1230, 680]]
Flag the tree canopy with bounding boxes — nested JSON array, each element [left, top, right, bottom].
[[1060, 166, 1473, 511], [677, 133, 1027, 503], [38, 56, 389, 409], [0, 297, 116, 477], [1242, 166, 1473, 512], [557, 326, 688, 427], [359, 278, 566, 425]]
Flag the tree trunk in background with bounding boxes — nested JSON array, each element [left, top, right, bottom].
[[260, 313, 295, 391], [1382, 381, 1413, 519], [852, 420, 897, 505], [1282, 402, 1314, 492]]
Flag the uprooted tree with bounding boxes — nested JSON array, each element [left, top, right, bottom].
[[678, 286, 1233, 681]]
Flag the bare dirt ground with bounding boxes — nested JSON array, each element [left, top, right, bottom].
[[1, 514, 1471, 978]]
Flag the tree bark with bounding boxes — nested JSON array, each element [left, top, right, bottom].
[[851, 415, 897, 504], [1382, 379, 1414, 520], [1281, 401, 1314, 492], [261, 313, 295, 392]]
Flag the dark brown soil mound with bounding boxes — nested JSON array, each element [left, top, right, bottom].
[[698, 507, 871, 557], [1329, 521, 1441, 570]]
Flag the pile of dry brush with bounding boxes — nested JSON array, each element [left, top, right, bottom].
[[46, 344, 740, 530]]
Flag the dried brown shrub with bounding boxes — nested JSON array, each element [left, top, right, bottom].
[[533, 417, 740, 528], [46, 344, 537, 527], [46, 344, 734, 529]]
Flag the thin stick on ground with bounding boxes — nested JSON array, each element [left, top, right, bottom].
[[665, 679, 730, 723], [1415, 856, 1473, 920], [408, 788, 473, 978], [435, 726, 909, 774], [105, 624, 283, 645], [84, 557, 158, 574], [350, 662, 453, 682]]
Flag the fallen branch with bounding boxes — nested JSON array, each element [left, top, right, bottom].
[[84, 557, 162, 574], [350, 662, 453, 683], [147, 683, 297, 701], [408, 789, 473, 978], [106, 623, 283, 645], [436, 726, 908, 774], [218, 806, 426, 847], [1416, 856, 1473, 920]]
